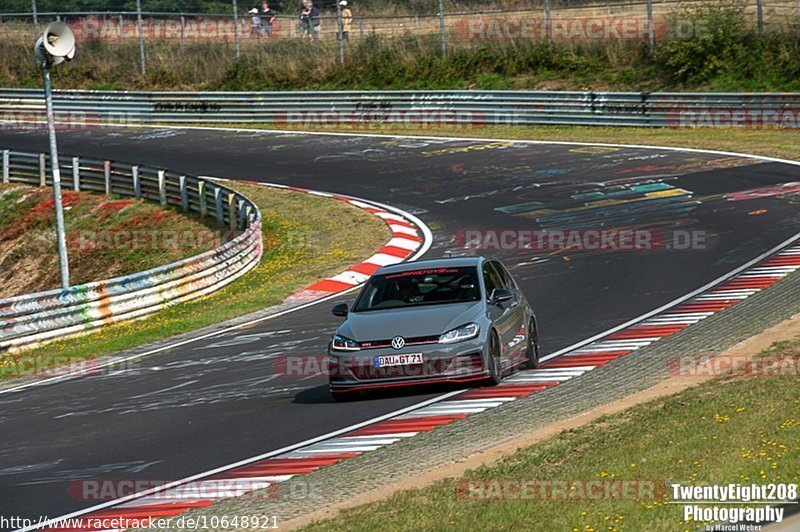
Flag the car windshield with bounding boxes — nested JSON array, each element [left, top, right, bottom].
[[352, 266, 481, 312]]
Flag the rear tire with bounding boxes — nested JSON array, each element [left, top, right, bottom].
[[487, 330, 503, 386], [526, 319, 540, 369]]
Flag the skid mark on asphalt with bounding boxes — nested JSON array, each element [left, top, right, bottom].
[[18, 461, 163, 487], [197, 329, 293, 350]]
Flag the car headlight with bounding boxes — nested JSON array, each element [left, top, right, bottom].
[[439, 323, 480, 344], [331, 334, 360, 351]]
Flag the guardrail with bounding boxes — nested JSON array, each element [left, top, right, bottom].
[[2, 89, 800, 128], [0, 148, 262, 351]]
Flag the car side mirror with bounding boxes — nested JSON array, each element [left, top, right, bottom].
[[490, 288, 513, 305], [332, 303, 349, 317]]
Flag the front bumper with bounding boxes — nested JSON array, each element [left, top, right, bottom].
[[328, 339, 489, 392]]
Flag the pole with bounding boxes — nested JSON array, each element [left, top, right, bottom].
[[31, 0, 39, 39], [232, 0, 241, 61], [437, 0, 446, 58], [545, 0, 552, 42], [756, 0, 764, 36], [646, 0, 654, 47], [136, 0, 146, 75], [336, 1, 345, 65], [42, 66, 70, 289]]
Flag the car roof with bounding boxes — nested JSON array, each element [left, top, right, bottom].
[[376, 256, 487, 275]]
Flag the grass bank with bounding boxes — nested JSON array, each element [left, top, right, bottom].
[[0, 182, 218, 297], [0, 181, 390, 382], [300, 333, 800, 531], [2, 7, 799, 92]]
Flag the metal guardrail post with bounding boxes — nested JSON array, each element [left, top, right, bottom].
[[180, 15, 186, 45], [199, 180, 207, 218], [214, 187, 224, 224], [232, 0, 241, 61], [72, 156, 80, 191], [238, 198, 246, 228], [31, 0, 39, 39], [179, 175, 189, 212], [38, 153, 46, 186], [757, 0, 764, 35], [132, 165, 141, 199], [136, 0, 146, 75], [158, 169, 167, 206], [104, 160, 111, 195], [545, 0, 552, 42], [336, 1, 345, 66], [2, 150, 8, 184], [438, 0, 447, 58], [228, 193, 237, 230]]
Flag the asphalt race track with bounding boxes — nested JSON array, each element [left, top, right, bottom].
[[1, 127, 800, 526]]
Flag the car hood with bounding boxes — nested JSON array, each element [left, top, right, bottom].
[[339, 301, 484, 341]]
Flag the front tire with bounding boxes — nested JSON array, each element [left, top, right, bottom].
[[526, 319, 540, 369], [487, 330, 503, 386]]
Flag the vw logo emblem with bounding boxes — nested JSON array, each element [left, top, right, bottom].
[[391, 336, 405, 350]]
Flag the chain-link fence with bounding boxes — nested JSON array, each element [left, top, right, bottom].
[[2, 1, 799, 72]]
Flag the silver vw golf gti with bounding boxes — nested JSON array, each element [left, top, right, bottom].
[[328, 257, 539, 399]]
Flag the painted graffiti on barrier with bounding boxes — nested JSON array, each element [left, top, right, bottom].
[[154, 102, 222, 113]]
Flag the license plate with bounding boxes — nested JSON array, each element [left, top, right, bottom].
[[374, 353, 423, 368]]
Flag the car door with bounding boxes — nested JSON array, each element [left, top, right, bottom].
[[494, 261, 527, 358], [482, 261, 516, 362]]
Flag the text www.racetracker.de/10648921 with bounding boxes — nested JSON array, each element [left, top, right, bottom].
[[0, 515, 279, 530]]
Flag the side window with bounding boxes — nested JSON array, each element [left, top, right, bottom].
[[493, 262, 516, 290], [483, 262, 504, 297], [482, 262, 498, 298]]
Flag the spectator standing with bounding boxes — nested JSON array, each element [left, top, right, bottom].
[[261, 1, 277, 37], [339, 1, 352, 40], [299, 0, 311, 38], [307, 1, 321, 40], [249, 8, 262, 38]]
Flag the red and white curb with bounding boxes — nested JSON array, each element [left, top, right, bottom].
[[252, 183, 429, 303], [25, 238, 800, 532]]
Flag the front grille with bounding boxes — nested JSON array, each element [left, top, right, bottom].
[[359, 335, 440, 349]]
